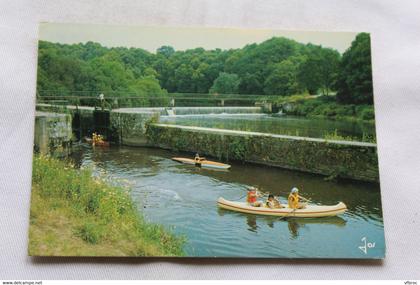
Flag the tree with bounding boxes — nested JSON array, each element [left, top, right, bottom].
[[156, 46, 175, 58], [264, 60, 300, 95], [174, 64, 195, 92], [37, 36, 348, 100], [128, 76, 168, 107], [318, 48, 340, 95], [238, 72, 262, 95], [209, 72, 241, 94], [335, 33, 373, 104], [297, 45, 340, 95]]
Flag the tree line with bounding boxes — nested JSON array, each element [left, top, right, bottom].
[[37, 32, 373, 105]]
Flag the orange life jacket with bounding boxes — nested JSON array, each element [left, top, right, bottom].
[[247, 190, 257, 203]]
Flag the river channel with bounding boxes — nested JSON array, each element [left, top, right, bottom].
[[71, 143, 384, 258]]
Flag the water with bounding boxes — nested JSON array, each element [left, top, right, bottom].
[[72, 145, 385, 258], [159, 114, 376, 140]]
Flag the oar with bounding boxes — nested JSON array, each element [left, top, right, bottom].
[[277, 208, 297, 221], [299, 195, 311, 203]]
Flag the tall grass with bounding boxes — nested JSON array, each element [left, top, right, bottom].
[[323, 129, 376, 143], [29, 155, 185, 256]]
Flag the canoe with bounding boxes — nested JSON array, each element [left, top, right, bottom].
[[93, 141, 110, 147], [217, 197, 347, 218], [172, 157, 231, 170], [84, 137, 110, 147]]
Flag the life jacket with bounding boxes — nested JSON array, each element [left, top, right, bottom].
[[247, 190, 257, 203], [288, 193, 299, 209]]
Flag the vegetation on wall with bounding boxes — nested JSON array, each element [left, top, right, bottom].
[[146, 124, 379, 182]]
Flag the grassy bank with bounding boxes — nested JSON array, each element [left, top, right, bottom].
[[29, 155, 185, 256], [282, 95, 375, 122]]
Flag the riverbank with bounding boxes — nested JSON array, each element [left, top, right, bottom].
[[29, 155, 185, 256], [282, 95, 375, 123]]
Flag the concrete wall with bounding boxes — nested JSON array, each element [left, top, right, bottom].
[[34, 111, 73, 157], [146, 124, 379, 182], [110, 109, 160, 146]]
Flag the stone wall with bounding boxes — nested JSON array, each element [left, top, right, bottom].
[[34, 112, 73, 157], [146, 124, 379, 182]]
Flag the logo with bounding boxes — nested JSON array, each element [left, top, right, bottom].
[[358, 237, 375, 254]]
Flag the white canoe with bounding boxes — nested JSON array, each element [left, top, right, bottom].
[[172, 157, 231, 170], [217, 197, 347, 218]]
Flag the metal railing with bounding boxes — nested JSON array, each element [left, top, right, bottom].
[[36, 90, 289, 109]]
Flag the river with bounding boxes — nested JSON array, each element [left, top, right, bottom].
[[159, 114, 376, 141], [71, 144, 385, 258]]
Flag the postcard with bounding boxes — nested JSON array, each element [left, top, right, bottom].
[[30, 23, 384, 258]]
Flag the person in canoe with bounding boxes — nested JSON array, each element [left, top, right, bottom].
[[247, 187, 263, 207], [288, 187, 310, 209], [194, 153, 206, 166], [266, 194, 284, 209]]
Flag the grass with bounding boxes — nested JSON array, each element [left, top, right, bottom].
[[29, 155, 185, 256]]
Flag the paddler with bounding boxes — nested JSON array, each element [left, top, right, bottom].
[[266, 194, 284, 209], [194, 153, 202, 167], [288, 187, 309, 209], [247, 187, 263, 207]]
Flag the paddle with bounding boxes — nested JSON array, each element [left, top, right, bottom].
[[277, 208, 297, 221], [298, 195, 312, 204]]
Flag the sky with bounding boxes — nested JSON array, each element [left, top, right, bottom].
[[39, 23, 360, 54]]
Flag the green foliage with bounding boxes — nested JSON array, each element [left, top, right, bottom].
[[156, 45, 175, 58], [128, 76, 169, 107], [335, 33, 373, 104], [264, 59, 301, 95], [209, 72, 241, 94], [297, 45, 340, 95], [360, 107, 375, 120], [37, 35, 366, 100], [286, 95, 375, 122], [29, 155, 185, 256]]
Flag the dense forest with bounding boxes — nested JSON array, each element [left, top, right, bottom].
[[37, 32, 373, 108]]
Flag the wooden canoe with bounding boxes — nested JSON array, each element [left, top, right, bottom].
[[172, 157, 231, 170], [217, 197, 347, 218]]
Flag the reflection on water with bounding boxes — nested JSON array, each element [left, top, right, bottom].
[[159, 114, 376, 140], [71, 145, 385, 258], [218, 208, 347, 239]]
